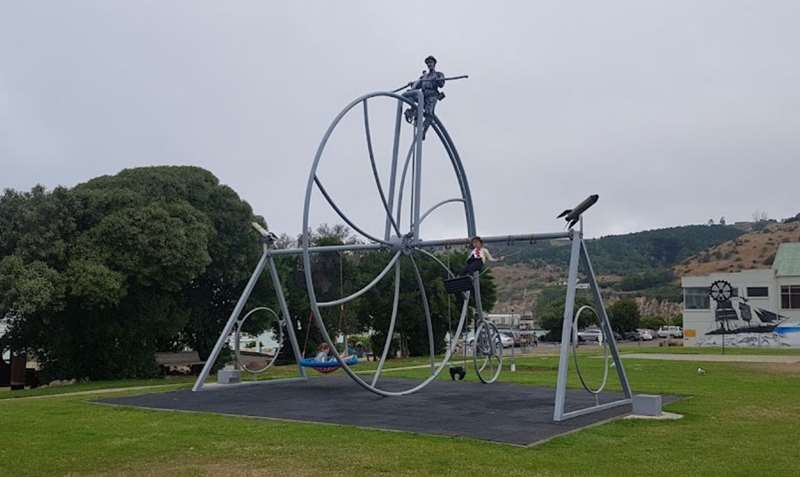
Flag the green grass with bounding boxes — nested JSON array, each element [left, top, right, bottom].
[[618, 344, 800, 355], [1, 350, 799, 476]]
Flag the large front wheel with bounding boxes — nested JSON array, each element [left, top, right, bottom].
[[473, 320, 503, 384]]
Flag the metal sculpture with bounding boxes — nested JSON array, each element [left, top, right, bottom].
[[233, 307, 284, 374], [193, 77, 632, 421]]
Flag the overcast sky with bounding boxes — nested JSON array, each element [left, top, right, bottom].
[[2, 1, 798, 240]]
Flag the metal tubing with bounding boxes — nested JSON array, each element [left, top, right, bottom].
[[558, 398, 633, 420], [316, 251, 401, 308], [408, 254, 436, 371], [395, 141, 415, 231], [314, 176, 392, 246], [270, 242, 385, 256], [234, 306, 284, 374], [192, 245, 270, 392], [384, 100, 403, 240], [552, 235, 582, 419], [266, 255, 307, 378], [270, 231, 573, 258], [418, 198, 465, 227], [412, 232, 571, 249], [416, 248, 456, 278], [580, 239, 632, 397], [371, 263, 402, 386], [428, 119, 476, 235], [363, 99, 400, 236], [412, 89, 424, 239]]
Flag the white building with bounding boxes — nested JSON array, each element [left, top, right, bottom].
[[681, 243, 800, 346]]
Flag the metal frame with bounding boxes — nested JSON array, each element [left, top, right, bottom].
[[192, 87, 632, 422]]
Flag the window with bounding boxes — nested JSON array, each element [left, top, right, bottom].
[[684, 287, 710, 310], [781, 286, 800, 309], [747, 287, 769, 298]]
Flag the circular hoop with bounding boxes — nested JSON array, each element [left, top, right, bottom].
[[301, 91, 479, 396], [473, 320, 503, 384], [571, 305, 610, 395], [234, 307, 284, 374]]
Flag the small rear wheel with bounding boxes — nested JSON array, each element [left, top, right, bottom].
[[473, 320, 503, 383]]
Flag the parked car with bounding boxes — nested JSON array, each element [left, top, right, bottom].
[[577, 328, 602, 342], [657, 326, 683, 338], [625, 329, 654, 341], [499, 333, 514, 348], [623, 330, 641, 341], [466, 332, 514, 348]]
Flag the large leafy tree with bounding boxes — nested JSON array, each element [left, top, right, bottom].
[[0, 167, 268, 379]]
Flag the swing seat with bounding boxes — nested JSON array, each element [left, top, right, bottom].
[[299, 355, 359, 374], [444, 276, 473, 294]]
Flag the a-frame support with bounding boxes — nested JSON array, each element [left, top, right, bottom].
[[553, 230, 632, 421], [193, 233, 306, 392]]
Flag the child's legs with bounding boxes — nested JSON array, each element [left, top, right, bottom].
[[462, 258, 483, 276]]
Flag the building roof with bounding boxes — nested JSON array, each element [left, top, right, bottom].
[[773, 243, 800, 277]]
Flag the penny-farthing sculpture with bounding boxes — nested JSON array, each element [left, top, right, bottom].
[[302, 89, 501, 395], [193, 81, 635, 423]]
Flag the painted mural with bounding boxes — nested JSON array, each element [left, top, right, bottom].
[[696, 297, 800, 347]]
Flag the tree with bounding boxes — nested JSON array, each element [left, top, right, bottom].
[[0, 167, 268, 380], [608, 299, 640, 333], [536, 286, 593, 341]]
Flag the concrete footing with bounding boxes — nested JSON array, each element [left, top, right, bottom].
[[632, 394, 662, 416], [217, 369, 241, 385]]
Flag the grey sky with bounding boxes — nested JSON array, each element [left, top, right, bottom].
[[2, 1, 798, 240]]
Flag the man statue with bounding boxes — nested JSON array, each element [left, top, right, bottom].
[[403, 55, 445, 136]]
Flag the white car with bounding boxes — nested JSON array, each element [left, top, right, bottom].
[[577, 328, 603, 342], [467, 331, 514, 348], [499, 333, 514, 348], [636, 329, 654, 341], [657, 326, 683, 339]]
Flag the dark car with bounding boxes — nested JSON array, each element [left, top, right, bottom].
[[623, 330, 641, 341]]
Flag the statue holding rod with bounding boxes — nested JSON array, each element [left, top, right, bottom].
[[396, 56, 467, 138]]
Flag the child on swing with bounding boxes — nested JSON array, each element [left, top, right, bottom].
[[314, 341, 351, 362], [462, 236, 503, 276], [315, 342, 333, 362]]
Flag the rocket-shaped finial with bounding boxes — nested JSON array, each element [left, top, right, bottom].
[[557, 194, 599, 229]]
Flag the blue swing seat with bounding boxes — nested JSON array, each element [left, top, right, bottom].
[[299, 355, 359, 374]]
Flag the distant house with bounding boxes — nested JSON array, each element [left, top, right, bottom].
[[681, 243, 800, 347]]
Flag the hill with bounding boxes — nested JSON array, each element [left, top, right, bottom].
[[674, 222, 800, 276], [491, 224, 746, 313]]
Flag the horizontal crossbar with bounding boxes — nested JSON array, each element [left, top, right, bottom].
[[268, 231, 574, 256]]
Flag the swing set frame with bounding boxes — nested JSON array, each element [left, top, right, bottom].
[[192, 86, 633, 422]]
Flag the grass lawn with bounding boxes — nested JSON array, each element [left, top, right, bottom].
[[1, 348, 799, 476]]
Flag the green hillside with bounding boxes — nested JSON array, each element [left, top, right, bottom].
[[495, 224, 746, 277]]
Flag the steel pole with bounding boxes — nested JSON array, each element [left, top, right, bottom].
[[192, 245, 270, 392]]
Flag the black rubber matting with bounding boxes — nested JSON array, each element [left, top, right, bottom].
[[98, 376, 662, 446]]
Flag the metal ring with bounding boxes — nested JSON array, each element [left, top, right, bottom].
[[571, 305, 610, 395], [473, 319, 503, 384], [234, 307, 284, 374]]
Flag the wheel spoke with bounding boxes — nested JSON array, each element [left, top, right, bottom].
[[418, 198, 466, 228], [314, 176, 392, 246], [408, 254, 435, 371], [362, 99, 401, 237], [372, 261, 402, 386], [395, 141, 415, 231], [317, 251, 402, 308]]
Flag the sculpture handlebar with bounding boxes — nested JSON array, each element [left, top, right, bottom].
[[391, 75, 469, 93]]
